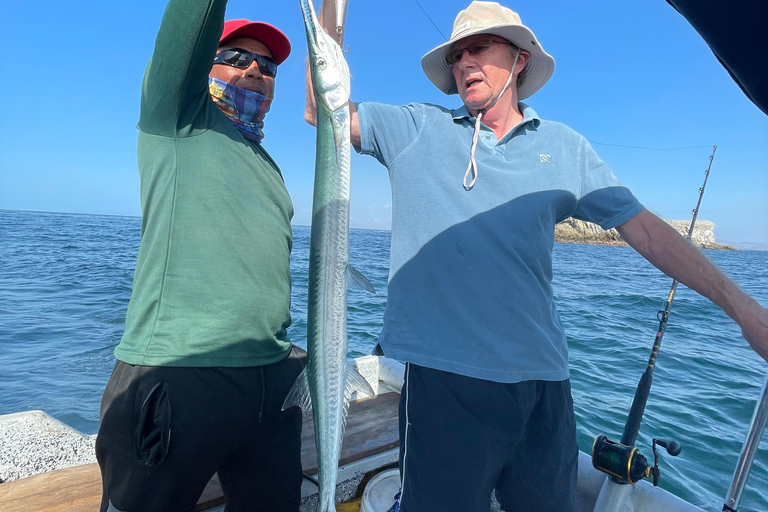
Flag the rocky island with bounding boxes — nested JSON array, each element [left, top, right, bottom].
[[554, 218, 735, 250]]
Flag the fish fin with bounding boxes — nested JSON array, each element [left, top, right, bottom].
[[347, 265, 376, 294], [338, 363, 376, 446], [281, 367, 313, 412], [345, 361, 376, 400], [342, 394, 351, 441]]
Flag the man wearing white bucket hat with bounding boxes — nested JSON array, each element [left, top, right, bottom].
[[306, 1, 768, 511]]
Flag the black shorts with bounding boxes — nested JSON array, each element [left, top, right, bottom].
[[96, 345, 306, 512], [397, 364, 578, 512]]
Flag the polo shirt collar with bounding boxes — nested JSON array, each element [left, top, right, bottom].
[[451, 102, 541, 129]]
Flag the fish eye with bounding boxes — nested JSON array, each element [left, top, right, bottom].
[[317, 58, 326, 68]]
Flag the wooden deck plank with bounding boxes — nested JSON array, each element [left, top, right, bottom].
[[0, 392, 400, 512], [0, 463, 102, 512], [301, 391, 400, 475]]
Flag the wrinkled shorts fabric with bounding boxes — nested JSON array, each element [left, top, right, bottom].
[[96, 345, 306, 512], [397, 363, 578, 512]]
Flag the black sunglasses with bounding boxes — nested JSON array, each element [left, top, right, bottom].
[[445, 39, 512, 66], [213, 48, 278, 77]]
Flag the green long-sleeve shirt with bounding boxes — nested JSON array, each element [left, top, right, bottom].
[[115, 0, 294, 367]]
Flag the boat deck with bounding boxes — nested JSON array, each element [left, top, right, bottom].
[[0, 392, 400, 512]]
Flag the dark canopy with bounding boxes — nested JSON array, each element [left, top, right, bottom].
[[666, 0, 768, 115]]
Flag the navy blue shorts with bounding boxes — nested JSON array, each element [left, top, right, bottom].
[[398, 364, 578, 512]]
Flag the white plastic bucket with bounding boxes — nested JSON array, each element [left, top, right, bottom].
[[361, 468, 401, 512]]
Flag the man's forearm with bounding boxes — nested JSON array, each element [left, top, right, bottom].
[[141, 0, 227, 135], [617, 209, 768, 362]]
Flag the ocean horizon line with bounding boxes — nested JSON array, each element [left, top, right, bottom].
[[3, 209, 766, 250], [0, 208, 394, 233]]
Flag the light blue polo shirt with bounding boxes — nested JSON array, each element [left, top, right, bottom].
[[356, 101, 644, 383]]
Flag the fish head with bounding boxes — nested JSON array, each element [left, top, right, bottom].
[[301, 0, 351, 113]]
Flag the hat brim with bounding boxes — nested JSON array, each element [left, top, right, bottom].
[[221, 21, 292, 65], [421, 25, 554, 100]]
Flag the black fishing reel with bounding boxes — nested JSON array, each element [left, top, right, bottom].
[[591, 435, 681, 486]]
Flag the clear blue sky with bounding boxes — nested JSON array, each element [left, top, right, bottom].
[[1, 0, 766, 244]]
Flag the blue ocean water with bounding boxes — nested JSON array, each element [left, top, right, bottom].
[[0, 209, 766, 511]]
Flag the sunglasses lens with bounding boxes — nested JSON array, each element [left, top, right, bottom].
[[258, 57, 277, 77], [220, 50, 249, 68]]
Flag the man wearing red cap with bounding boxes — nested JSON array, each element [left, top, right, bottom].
[[95, 1, 304, 511]]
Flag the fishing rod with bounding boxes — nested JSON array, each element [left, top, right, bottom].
[[592, 145, 718, 486]]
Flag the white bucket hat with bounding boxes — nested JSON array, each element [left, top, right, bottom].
[[421, 1, 555, 100]]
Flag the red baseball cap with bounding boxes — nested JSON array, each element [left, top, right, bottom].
[[220, 19, 291, 65]]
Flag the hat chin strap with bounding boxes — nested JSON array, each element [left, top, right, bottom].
[[463, 48, 520, 191]]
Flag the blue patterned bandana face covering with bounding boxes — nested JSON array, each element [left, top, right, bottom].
[[208, 77, 272, 143]]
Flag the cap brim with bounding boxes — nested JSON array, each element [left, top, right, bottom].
[[221, 21, 292, 65], [421, 25, 554, 100]]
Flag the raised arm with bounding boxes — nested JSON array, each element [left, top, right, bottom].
[[304, 0, 361, 147], [140, 0, 227, 136], [616, 209, 768, 363]]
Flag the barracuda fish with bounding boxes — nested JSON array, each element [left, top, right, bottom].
[[284, 1, 374, 511]]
